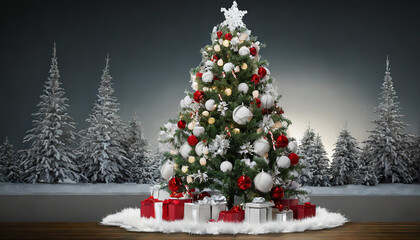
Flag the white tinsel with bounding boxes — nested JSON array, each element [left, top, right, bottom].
[[239, 142, 253, 155], [258, 115, 274, 133], [217, 101, 228, 116], [220, 1, 247, 32], [192, 170, 208, 183], [209, 134, 230, 157], [241, 158, 256, 168]]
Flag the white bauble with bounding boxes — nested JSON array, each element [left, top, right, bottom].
[[205, 99, 216, 111], [260, 94, 275, 109], [193, 126, 205, 137], [188, 122, 195, 130], [223, 62, 234, 73], [204, 60, 213, 67], [252, 90, 259, 98], [239, 46, 250, 56], [195, 141, 207, 156], [191, 81, 198, 91], [214, 44, 221, 52], [254, 171, 273, 193], [233, 105, 253, 125], [202, 110, 209, 117], [179, 143, 192, 158], [200, 158, 207, 165], [220, 161, 233, 172], [276, 156, 291, 168], [222, 40, 230, 47], [217, 59, 224, 66], [253, 138, 270, 157], [186, 175, 193, 183], [184, 95, 192, 106], [234, 66, 240, 73], [287, 141, 298, 153], [202, 72, 213, 83], [181, 165, 189, 173], [180, 99, 186, 108], [238, 83, 249, 94], [160, 161, 174, 181]]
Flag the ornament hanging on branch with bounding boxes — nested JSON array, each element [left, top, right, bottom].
[[288, 153, 299, 166], [188, 135, 199, 146], [233, 105, 253, 125], [193, 91, 205, 103], [220, 160, 233, 172], [168, 177, 182, 192], [177, 120, 186, 129], [160, 161, 174, 181], [237, 175, 251, 190], [271, 186, 284, 202], [276, 135, 289, 148], [254, 171, 273, 193]]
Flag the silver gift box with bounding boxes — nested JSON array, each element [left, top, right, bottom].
[[272, 209, 293, 222], [184, 203, 211, 222], [210, 203, 226, 220], [244, 201, 275, 224]]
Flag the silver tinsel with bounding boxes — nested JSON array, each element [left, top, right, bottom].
[[209, 134, 230, 157], [258, 115, 274, 133], [239, 142, 253, 155], [218, 101, 228, 116]]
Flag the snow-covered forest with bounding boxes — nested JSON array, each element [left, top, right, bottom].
[[0, 47, 418, 185]]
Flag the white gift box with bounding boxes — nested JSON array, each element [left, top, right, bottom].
[[184, 203, 211, 222], [210, 203, 226, 220], [272, 209, 293, 222], [150, 185, 170, 200], [154, 202, 163, 221], [244, 198, 275, 224]]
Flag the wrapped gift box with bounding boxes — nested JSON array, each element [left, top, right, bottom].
[[294, 205, 305, 220], [140, 196, 162, 219], [184, 202, 211, 222], [162, 198, 192, 221], [244, 198, 275, 224], [293, 202, 316, 220], [218, 206, 245, 223], [150, 185, 170, 200], [280, 198, 299, 210], [304, 202, 316, 218], [272, 209, 293, 222], [208, 195, 227, 220]]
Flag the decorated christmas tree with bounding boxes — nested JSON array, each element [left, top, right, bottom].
[[329, 126, 359, 185], [159, 1, 305, 208]]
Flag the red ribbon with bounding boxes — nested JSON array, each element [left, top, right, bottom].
[[141, 196, 161, 218]]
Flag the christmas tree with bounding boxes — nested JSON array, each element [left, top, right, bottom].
[[364, 57, 414, 183], [330, 126, 359, 185], [125, 114, 150, 183], [20, 44, 80, 183], [354, 145, 378, 186], [0, 137, 19, 182], [159, 1, 305, 208], [297, 125, 316, 185], [78, 55, 130, 183], [304, 134, 331, 186], [410, 126, 420, 182]]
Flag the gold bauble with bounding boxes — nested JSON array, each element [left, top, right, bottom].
[[188, 156, 195, 163], [233, 128, 240, 134], [199, 158, 207, 166], [212, 86, 217, 90], [202, 111, 209, 117], [263, 153, 269, 158], [173, 163, 178, 169], [208, 117, 215, 124], [181, 166, 189, 173], [217, 59, 224, 66], [223, 40, 230, 47], [187, 175, 193, 183], [214, 44, 221, 52], [272, 121, 282, 129], [241, 63, 248, 70], [225, 88, 232, 96]]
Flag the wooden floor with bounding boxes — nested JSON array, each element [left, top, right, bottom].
[[0, 222, 419, 240]]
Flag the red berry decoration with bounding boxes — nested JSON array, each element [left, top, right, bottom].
[[275, 202, 284, 211], [254, 98, 261, 108], [276, 135, 289, 148], [193, 91, 204, 103], [188, 135, 199, 146], [224, 33, 232, 41], [177, 120, 186, 129], [168, 177, 182, 192], [196, 72, 203, 79], [288, 153, 299, 166], [249, 47, 257, 56], [217, 31, 223, 38], [237, 175, 251, 190], [251, 74, 260, 84], [271, 186, 284, 201], [258, 67, 267, 78]]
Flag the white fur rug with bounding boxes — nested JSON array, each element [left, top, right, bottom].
[[101, 207, 348, 235]]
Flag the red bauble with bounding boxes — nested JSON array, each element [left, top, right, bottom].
[[271, 186, 284, 201], [193, 91, 204, 103], [224, 33, 232, 41], [251, 74, 260, 84], [188, 135, 199, 146], [250, 47, 257, 56], [196, 72, 203, 79], [168, 177, 182, 192], [258, 67, 267, 78], [276, 135, 289, 148], [237, 175, 252, 190], [288, 153, 299, 166], [217, 31, 223, 38], [177, 120, 186, 129]]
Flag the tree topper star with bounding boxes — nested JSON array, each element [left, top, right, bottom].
[[220, 1, 247, 32]]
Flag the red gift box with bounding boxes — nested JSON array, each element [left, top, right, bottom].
[[162, 198, 192, 221], [140, 196, 162, 219], [293, 205, 305, 220], [217, 206, 245, 223], [304, 202, 316, 218], [280, 199, 299, 210]]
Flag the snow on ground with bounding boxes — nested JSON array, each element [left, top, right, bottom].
[[0, 183, 419, 196]]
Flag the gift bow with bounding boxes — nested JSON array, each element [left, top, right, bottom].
[[230, 205, 243, 212], [304, 202, 312, 207], [170, 192, 184, 198], [252, 197, 266, 203]]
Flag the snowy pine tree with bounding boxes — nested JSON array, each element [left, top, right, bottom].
[[364, 56, 414, 183], [0, 137, 19, 182], [307, 134, 331, 186], [298, 125, 316, 185], [410, 127, 420, 182], [125, 114, 150, 183], [354, 145, 378, 186], [78, 55, 130, 183], [330, 126, 359, 185], [20, 44, 80, 183], [146, 150, 167, 184]]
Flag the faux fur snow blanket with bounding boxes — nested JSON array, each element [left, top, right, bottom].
[[101, 207, 348, 235]]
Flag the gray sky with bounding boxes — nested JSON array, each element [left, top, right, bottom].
[[0, 0, 419, 157]]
